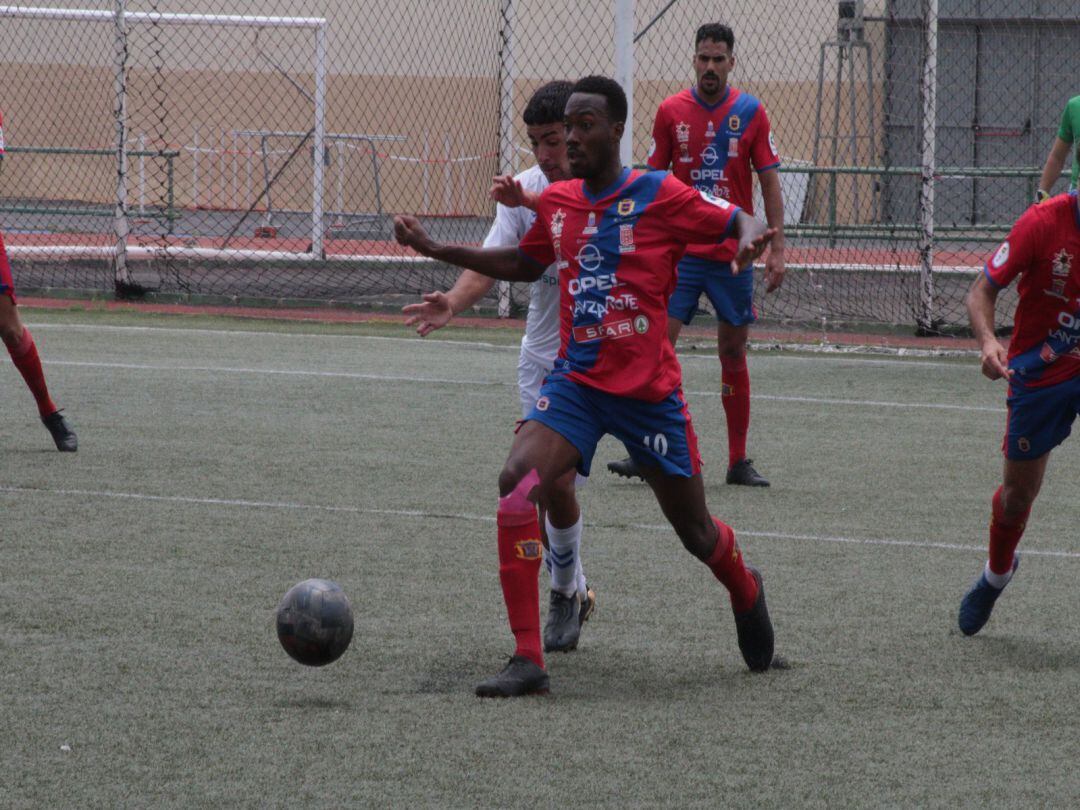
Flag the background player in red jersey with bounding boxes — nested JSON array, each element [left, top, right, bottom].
[[395, 76, 777, 697], [958, 189, 1080, 635], [608, 23, 784, 487], [0, 111, 77, 451]]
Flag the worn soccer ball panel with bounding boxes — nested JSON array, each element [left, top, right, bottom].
[[275, 578, 354, 666]]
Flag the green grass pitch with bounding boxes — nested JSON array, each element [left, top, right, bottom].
[[3, 308, 1080, 807]]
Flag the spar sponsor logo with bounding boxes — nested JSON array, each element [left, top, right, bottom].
[[571, 318, 638, 343]]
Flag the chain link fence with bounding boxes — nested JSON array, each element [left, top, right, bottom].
[[1, 0, 1077, 332]]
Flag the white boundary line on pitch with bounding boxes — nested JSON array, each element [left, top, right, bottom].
[[8, 358, 999, 412], [24, 321, 974, 368], [2, 483, 1077, 560]]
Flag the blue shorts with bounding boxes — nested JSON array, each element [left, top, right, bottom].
[[1003, 375, 1080, 459], [525, 374, 702, 477], [668, 255, 757, 326]]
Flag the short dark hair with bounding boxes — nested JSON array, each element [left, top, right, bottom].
[[570, 76, 628, 124], [695, 23, 735, 51], [523, 81, 573, 127]]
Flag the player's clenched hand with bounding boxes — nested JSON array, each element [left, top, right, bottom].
[[393, 215, 435, 255], [403, 291, 453, 337], [732, 226, 777, 273], [979, 339, 1012, 381]]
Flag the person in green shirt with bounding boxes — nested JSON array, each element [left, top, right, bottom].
[[1037, 95, 1080, 202]]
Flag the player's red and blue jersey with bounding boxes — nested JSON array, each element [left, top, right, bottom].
[[517, 167, 741, 402], [984, 190, 1080, 388], [648, 86, 778, 263]]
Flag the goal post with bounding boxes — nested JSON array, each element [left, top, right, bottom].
[[0, 4, 328, 281]]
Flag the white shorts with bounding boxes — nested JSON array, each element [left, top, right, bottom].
[[517, 353, 588, 488]]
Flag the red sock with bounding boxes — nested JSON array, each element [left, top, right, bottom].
[[705, 517, 759, 613], [496, 475, 544, 669], [988, 486, 1029, 576], [8, 328, 57, 418], [721, 356, 750, 468]]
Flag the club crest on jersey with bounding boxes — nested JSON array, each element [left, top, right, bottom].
[[701, 144, 719, 165], [619, 224, 635, 253], [768, 131, 779, 158], [1051, 249, 1072, 277], [633, 315, 649, 334], [728, 114, 741, 131], [550, 208, 565, 238], [535, 396, 550, 412], [991, 240, 1009, 268], [583, 211, 598, 235], [553, 237, 569, 271], [728, 137, 739, 157], [514, 539, 543, 560], [676, 121, 692, 162], [617, 199, 635, 217]]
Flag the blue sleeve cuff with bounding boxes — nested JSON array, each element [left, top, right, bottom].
[[755, 162, 781, 174], [722, 206, 744, 239], [982, 264, 1005, 289]]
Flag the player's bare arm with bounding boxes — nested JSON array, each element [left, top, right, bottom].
[[758, 168, 786, 292], [489, 175, 540, 211], [393, 215, 545, 282], [1037, 137, 1070, 201], [966, 273, 1011, 381], [730, 211, 776, 271], [403, 270, 496, 337]]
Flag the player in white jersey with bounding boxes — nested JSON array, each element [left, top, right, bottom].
[[403, 82, 595, 653]]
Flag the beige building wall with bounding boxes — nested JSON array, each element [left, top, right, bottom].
[[1, 1, 889, 220]]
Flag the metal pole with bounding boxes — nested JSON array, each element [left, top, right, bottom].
[[137, 132, 146, 216], [112, 0, 130, 286], [310, 22, 326, 256], [497, 0, 516, 177], [614, 0, 634, 167], [917, 0, 938, 332]]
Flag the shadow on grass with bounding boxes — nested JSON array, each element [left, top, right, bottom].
[[978, 634, 1080, 672], [275, 695, 353, 710]]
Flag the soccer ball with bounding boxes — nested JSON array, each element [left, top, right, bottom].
[[275, 578, 354, 666]]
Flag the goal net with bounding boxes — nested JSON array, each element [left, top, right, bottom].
[[3, 0, 1076, 334]]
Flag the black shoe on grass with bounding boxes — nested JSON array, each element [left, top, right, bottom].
[[726, 458, 768, 487], [733, 566, 774, 672], [475, 655, 550, 698], [42, 410, 78, 452], [579, 585, 596, 626], [543, 590, 581, 653], [607, 456, 643, 480]]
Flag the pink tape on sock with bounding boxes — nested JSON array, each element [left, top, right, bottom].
[[498, 468, 540, 518]]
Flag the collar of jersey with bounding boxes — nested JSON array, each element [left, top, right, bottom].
[[581, 166, 633, 204], [691, 85, 731, 111]]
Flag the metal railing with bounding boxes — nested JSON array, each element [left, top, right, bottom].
[[1, 145, 180, 233]]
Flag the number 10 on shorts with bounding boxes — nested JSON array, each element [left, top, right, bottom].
[[643, 433, 669, 456]]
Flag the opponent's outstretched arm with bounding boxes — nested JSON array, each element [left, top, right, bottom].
[[394, 215, 545, 282], [403, 271, 496, 336]]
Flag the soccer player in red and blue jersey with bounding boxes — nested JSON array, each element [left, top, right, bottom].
[[958, 189, 1080, 634], [609, 23, 784, 487], [0, 110, 77, 451], [395, 76, 777, 697]]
